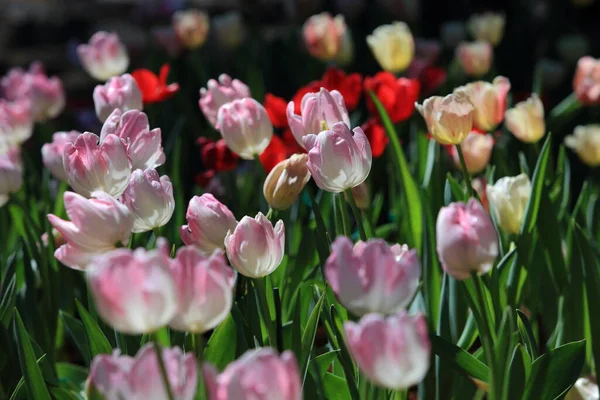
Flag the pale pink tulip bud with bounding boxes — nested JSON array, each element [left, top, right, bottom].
[[416, 93, 475, 145], [0, 99, 33, 146], [0, 147, 23, 207], [454, 76, 511, 131], [172, 9, 210, 49], [87, 344, 197, 400], [199, 74, 251, 127], [225, 212, 285, 278], [303, 13, 347, 62], [168, 246, 236, 333], [344, 311, 431, 389], [449, 131, 494, 174], [303, 122, 372, 193], [287, 87, 351, 147], [77, 31, 129, 81], [100, 109, 165, 169], [120, 169, 174, 233], [86, 246, 177, 333], [93, 74, 143, 122], [325, 237, 420, 316], [467, 12, 505, 46], [436, 199, 499, 280], [217, 98, 273, 160], [204, 348, 302, 400], [180, 194, 238, 254], [41, 131, 81, 181], [565, 124, 600, 166], [263, 154, 311, 210], [456, 41, 493, 77], [367, 22, 415, 74], [63, 132, 132, 198], [573, 56, 600, 105], [505, 94, 546, 143], [47, 191, 133, 270]]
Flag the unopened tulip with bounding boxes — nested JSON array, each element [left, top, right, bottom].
[[454, 76, 511, 131], [450, 131, 494, 174], [303, 122, 372, 193], [100, 109, 165, 169], [180, 194, 238, 254], [172, 9, 210, 49], [565, 377, 599, 400], [77, 31, 129, 81], [168, 246, 236, 333], [41, 131, 81, 181], [0, 99, 33, 146], [467, 12, 505, 46], [436, 199, 499, 280], [440, 21, 466, 48], [263, 154, 311, 210], [225, 212, 285, 278], [573, 57, 600, 105], [303, 13, 347, 62], [344, 311, 431, 389], [367, 22, 415, 74], [486, 173, 531, 235], [565, 125, 600, 166], [456, 41, 493, 77], [63, 132, 132, 198], [213, 12, 245, 50], [217, 98, 273, 159], [204, 348, 302, 400], [505, 94, 546, 143], [416, 93, 475, 145], [0, 148, 23, 207], [199, 74, 250, 127], [93, 74, 143, 122], [47, 191, 133, 270]]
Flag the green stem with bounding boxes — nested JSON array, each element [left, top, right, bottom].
[[194, 333, 204, 362], [455, 144, 473, 197], [336, 193, 351, 237], [345, 189, 368, 241], [253, 277, 278, 349], [154, 341, 175, 400], [153, 226, 162, 239], [265, 208, 274, 220]]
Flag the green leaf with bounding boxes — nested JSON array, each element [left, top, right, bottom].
[[446, 173, 466, 202], [75, 299, 112, 357], [204, 313, 238, 371], [300, 290, 326, 382], [505, 344, 529, 399], [60, 311, 91, 365], [520, 134, 551, 235], [56, 362, 89, 390], [517, 310, 539, 361], [430, 334, 490, 383], [322, 372, 352, 400], [311, 350, 340, 379]]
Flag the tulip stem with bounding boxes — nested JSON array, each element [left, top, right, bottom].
[[337, 194, 352, 237], [194, 333, 204, 362], [265, 208, 274, 220], [253, 277, 278, 349], [345, 189, 368, 241], [455, 144, 473, 197], [153, 341, 175, 400]]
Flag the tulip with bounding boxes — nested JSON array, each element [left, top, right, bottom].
[[456, 41, 493, 77], [93, 74, 143, 122], [225, 212, 285, 278], [100, 109, 165, 170], [132, 63, 180, 104], [263, 154, 311, 210], [213, 12, 245, 50], [303, 122, 372, 193], [0, 148, 23, 207], [415, 93, 475, 145], [197, 137, 239, 172], [565, 125, 600, 167], [573, 57, 600, 105], [344, 311, 431, 389], [0, 99, 33, 146], [364, 73, 420, 124], [454, 76, 511, 132], [467, 12, 505, 46], [77, 31, 129, 81], [449, 131, 494, 175], [217, 98, 273, 160], [440, 21, 466, 48], [486, 173, 531, 235], [367, 22, 415, 74], [63, 132, 132, 198], [504, 94, 546, 143], [172, 9, 210, 49], [199, 74, 251, 127], [47, 191, 133, 270], [302, 13, 347, 62], [168, 246, 236, 333], [565, 377, 599, 400], [360, 118, 388, 158], [180, 194, 238, 254], [325, 237, 420, 316], [41, 131, 81, 181], [436, 199, 499, 280], [319, 67, 363, 111], [204, 348, 302, 400]]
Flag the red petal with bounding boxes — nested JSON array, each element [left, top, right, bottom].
[[361, 118, 389, 158], [264, 93, 289, 129], [259, 135, 288, 173]]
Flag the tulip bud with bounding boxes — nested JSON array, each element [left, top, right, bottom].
[[467, 12, 505, 46], [303, 122, 372, 193], [199, 74, 251, 127], [449, 131, 494, 174], [41, 131, 81, 181], [440, 21, 466, 48], [0, 148, 23, 207], [344, 311, 431, 389], [504, 94, 546, 143], [573, 56, 600, 105], [172, 9, 210, 49], [180, 194, 238, 254], [93, 74, 143, 122], [456, 41, 493, 77], [204, 348, 302, 400], [0, 99, 33, 146], [77, 31, 129, 81], [454, 76, 511, 132], [47, 191, 133, 270], [63, 132, 132, 198], [225, 212, 285, 278], [486, 173, 531, 235], [565, 377, 599, 400], [565, 125, 600, 166], [347, 181, 369, 209], [302, 13, 347, 62], [263, 154, 311, 210], [436, 199, 499, 280], [415, 93, 475, 145], [213, 12, 246, 50], [367, 21, 415, 74]]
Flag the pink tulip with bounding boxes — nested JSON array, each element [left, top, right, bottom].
[[63, 132, 132, 198], [456, 41, 493, 77], [86, 245, 177, 333], [449, 131, 494, 174], [47, 191, 133, 270], [180, 194, 238, 254], [0, 99, 33, 146], [0, 147, 23, 207], [436, 199, 499, 280], [224, 212, 285, 278], [77, 31, 129, 81], [41, 131, 81, 181], [325, 237, 420, 316], [302, 13, 347, 62], [93, 74, 143, 122], [101, 109, 165, 170], [204, 348, 302, 400], [303, 122, 372, 193], [415, 93, 475, 145], [168, 246, 236, 333], [172, 9, 210, 49], [454, 76, 511, 131], [287, 87, 351, 147], [344, 311, 431, 389], [199, 74, 250, 127], [573, 56, 600, 105]]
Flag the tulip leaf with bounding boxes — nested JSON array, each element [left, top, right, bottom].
[[56, 362, 89, 391], [204, 313, 239, 371], [60, 310, 91, 365], [506, 344, 530, 398], [75, 299, 113, 357], [300, 289, 325, 383], [430, 334, 490, 383], [520, 134, 551, 235], [322, 372, 352, 400], [516, 310, 539, 361]]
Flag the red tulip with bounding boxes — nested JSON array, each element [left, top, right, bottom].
[[320, 67, 362, 111], [259, 131, 306, 173], [361, 118, 388, 158], [197, 137, 239, 172], [364, 72, 420, 123], [264, 93, 289, 129], [131, 64, 179, 104]]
